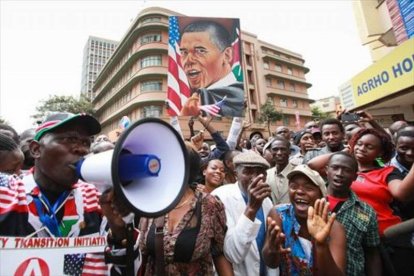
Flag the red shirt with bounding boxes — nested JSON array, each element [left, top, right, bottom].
[[351, 166, 401, 235], [327, 195, 348, 212]]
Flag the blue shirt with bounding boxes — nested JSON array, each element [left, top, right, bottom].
[[276, 204, 314, 276]]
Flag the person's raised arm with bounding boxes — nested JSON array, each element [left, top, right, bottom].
[[357, 110, 389, 137], [388, 164, 414, 202], [188, 117, 196, 139], [220, 174, 271, 264], [198, 115, 229, 159], [306, 153, 335, 176], [235, 121, 251, 150], [262, 209, 290, 268], [308, 198, 346, 276]]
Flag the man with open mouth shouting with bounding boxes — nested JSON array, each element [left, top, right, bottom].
[[262, 164, 347, 276], [179, 20, 244, 117]]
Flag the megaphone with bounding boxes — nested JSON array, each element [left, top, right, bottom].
[[75, 118, 189, 218]]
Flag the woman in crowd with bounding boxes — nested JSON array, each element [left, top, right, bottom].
[[309, 128, 414, 236], [262, 165, 346, 275], [347, 128, 414, 235], [0, 133, 24, 175], [290, 129, 315, 165], [138, 142, 233, 275], [308, 128, 414, 275], [202, 159, 225, 193]]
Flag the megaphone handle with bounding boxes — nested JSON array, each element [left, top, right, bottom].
[[126, 222, 135, 276]]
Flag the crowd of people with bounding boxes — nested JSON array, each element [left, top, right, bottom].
[[0, 110, 413, 276]]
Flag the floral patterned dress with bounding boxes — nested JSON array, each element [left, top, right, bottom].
[[138, 190, 227, 275]]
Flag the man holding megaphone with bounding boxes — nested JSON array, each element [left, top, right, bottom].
[[0, 112, 141, 275]]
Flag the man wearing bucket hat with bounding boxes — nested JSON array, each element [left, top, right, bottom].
[[212, 151, 277, 275], [0, 112, 140, 274], [263, 164, 347, 275]]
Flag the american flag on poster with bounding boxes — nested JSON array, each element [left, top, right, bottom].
[[167, 16, 191, 117], [200, 96, 227, 117], [63, 253, 107, 275]]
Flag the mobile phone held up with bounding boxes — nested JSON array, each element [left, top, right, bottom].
[[341, 112, 360, 123]]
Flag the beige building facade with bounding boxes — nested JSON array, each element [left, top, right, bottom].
[[311, 96, 341, 118], [92, 7, 313, 140]]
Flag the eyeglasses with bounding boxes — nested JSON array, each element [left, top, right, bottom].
[[52, 134, 91, 148]]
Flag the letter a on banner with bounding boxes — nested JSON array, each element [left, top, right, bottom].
[[15, 257, 50, 276]]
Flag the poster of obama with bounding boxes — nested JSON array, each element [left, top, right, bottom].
[[167, 16, 245, 118]]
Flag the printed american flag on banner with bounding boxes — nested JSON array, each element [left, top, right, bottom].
[[167, 16, 191, 117], [200, 96, 227, 117], [63, 253, 107, 275]]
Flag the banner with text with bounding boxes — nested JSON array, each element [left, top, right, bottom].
[[0, 236, 107, 275], [340, 37, 414, 110]]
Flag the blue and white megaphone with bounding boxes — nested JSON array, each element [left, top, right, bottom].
[[75, 118, 189, 218]]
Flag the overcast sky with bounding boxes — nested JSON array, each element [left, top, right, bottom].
[[0, 0, 372, 132]]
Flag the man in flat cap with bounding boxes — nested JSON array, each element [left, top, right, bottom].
[[212, 151, 276, 275]]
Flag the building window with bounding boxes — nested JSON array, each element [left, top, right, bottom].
[[287, 67, 293, 75], [141, 105, 162, 118], [277, 80, 285, 89], [248, 71, 254, 85], [291, 82, 296, 91], [141, 55, 162, 68], [282, 116, 289, 126], [280, 98, 288, 107], [292, 99, 298, 108], [275, 64, 282, 72], [264, 61, 269, 69], [265, 78, 272, 87], [141, 33, 161, 44], [141, 80, 162, 92], [246, 55, 252, 66]]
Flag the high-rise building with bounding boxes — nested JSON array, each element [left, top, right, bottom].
[[81, 36, 119, 99], [340, 0, 414, 126], [92, 7, 313, 140]]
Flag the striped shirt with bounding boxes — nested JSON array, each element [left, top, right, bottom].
[[0, 172, 139, 275]]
